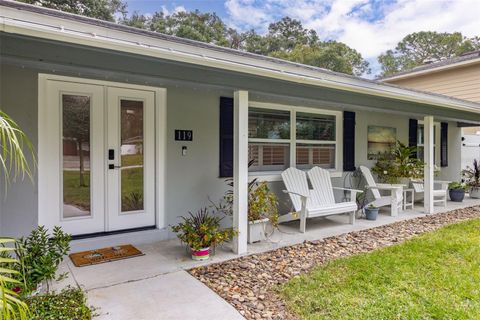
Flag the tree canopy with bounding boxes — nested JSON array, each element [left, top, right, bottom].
[[378, 31, 480, 77], [19, 0, 127, 21]]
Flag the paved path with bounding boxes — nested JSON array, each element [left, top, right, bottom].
[[87, 270, 244, 320]]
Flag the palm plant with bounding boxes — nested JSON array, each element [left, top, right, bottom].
[[0, 110, 35, 188], [0, 110, 35, 319], [0, 239, 29, 319]]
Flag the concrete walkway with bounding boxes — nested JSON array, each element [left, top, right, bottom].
[[54, 199, 480, 320]]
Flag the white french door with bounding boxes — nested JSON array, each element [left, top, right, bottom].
[[40, 78, 157, 235]]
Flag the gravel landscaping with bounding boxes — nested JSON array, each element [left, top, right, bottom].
[[189, 206, 480, 320]]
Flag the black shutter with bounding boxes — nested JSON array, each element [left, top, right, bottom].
[[219, 97, 234, 177], [343, 111, 355, 171], [441, 122, 448, 167], [409, 119, 418, 158]]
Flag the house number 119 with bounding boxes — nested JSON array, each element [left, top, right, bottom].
[[175, 130, 193, 141]]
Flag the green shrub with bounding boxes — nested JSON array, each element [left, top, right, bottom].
[[27, 287, 93, 320]]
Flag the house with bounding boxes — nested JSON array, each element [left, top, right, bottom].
[[2, 0, 480, 255], [382, 51, 480, 171]]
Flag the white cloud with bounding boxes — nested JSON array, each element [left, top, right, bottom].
[[223, 0, 480, 76]]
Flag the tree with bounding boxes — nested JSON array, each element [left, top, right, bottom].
[[271, 41, 370, 76], [18, 0, 127, 21], [62, 96, 90, 187], [378, 31, 480, 77]]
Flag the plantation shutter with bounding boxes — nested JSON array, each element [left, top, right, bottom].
[[343, 111, 356, 171], [219, 97, 234, 177], [409, 119, 418, 158], [441, 122, 448, 167]]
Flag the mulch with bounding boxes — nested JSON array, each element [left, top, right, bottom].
[[189, 206, 480, 320]]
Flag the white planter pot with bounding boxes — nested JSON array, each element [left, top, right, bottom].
[[470, 187, 480, 199], [247, 218, 269, 244]]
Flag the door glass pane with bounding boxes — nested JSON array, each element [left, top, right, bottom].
[[121, 100, 144, 212], [248, 108, 290, 139], [62, 95, 91, 218], [296, 112, 335, 141]]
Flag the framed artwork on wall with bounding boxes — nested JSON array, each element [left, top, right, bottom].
[[367, 125, 396, 160]]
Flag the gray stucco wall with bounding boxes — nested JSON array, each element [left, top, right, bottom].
[[0, 63, 465, 238], [0, 64, 38, 237]]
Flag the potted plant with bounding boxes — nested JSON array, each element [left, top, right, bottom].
[[364, 204, 379, 221], [448, 182, 467, 202], [247, 181, 279, 243], [171, 208, 236, 261], [462, 159, 480, 198]]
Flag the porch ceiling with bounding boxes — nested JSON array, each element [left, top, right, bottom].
[[2, 32, 480, 124]]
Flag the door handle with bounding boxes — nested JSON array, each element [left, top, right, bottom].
[[108, 164, 121, 170]]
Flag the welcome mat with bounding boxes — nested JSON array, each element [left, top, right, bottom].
[[69, 244, 144, 267]]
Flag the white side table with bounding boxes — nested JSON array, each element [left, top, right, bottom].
[[403, 188, 414, 210]]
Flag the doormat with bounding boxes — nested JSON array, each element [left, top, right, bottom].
[[69, 244, 144, 267]]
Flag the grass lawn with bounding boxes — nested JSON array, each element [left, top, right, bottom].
[[63, 167, 143, 211], [279, 219, 480, 319]]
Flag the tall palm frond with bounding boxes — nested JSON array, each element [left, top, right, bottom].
[[0, 110, 35, 188], [0, 238, 29, 319]]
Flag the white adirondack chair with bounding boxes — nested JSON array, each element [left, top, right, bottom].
[[359, 166, 404, 216], [281, 167, 361, 233], [411, 181, 448, 207]]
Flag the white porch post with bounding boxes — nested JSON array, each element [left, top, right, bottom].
[[424, 115, 434, 214], [233, 90, 248, 254]]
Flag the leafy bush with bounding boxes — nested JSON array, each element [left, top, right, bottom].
[[371, 141, 425, 183], [26, 286, 93, 320], [448, 182, 467, 190], [248, 181, 279, 225], [17, 226, 71, 292], [462, 159, 480, 189], [171, 208, 237, 250]]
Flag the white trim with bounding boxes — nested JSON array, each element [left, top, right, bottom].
[[2, 6, 480, 114], [382, 58, 480, 82], [37, 73, 166, 234], [417, 120, 441, 167], [233, 90, 249, 254], [248, 101, 343, 179], [424, 116, 435, 214]]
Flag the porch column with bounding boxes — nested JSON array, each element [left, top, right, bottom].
[[233, 90, 249, 254], [424, 115, 434, 214]]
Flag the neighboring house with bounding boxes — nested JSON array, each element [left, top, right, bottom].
[[1, 1, 480, 254], [382, 51, 480, 171]]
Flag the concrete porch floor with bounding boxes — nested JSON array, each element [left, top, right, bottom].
[[54, 198, 480, 320]]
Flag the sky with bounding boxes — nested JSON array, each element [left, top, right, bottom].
[[124, 0, 480, 77]]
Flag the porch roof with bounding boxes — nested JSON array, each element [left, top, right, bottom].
[[2, 0, 480, 118]]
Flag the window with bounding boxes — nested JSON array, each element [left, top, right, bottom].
[[417, 122, 440, 165], [248, 103, 341, 174]]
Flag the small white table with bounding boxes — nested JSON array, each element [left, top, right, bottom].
[[403, 188, 414, 210], [368, 184, 406, 217]]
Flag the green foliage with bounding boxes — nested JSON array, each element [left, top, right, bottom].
[[0, 110, 35, 190], [26, 286, 93, 320], [171, 208, 237, 251], [120, 12, 369, 75], [18, 0, 127, 21], [17, 226, 71, 292], [462, 159, 480, 189], [0, 238, 29, 320], [378, 31, 480, 77], [121, 191, 143, 211], [371, 141, 425, 183], [248, 182, 279, 226], [448, 182, 467, 191], [280, 219, 480, 319]]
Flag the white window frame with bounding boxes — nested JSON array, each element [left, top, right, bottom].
[[248, 101, 343, 181], [417, 120, 441, 166]]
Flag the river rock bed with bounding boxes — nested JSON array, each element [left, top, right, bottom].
[[190, 207, 480, 320]]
